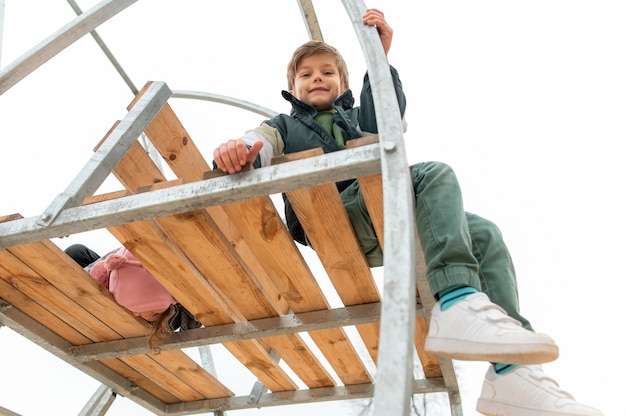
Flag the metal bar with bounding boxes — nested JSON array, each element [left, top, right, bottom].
[[198, 347, 226, 416], [35, 81, 171, 227], [414, 200, 464, 410], [247, 349, 280, 405], [0, 143, 382, 249], [77, 385, 116, 416], [172, 90, 278, 118], [0, 300, 167, 415], [199, 346, 218, 377], [0, 405, 22, 416], [66, 0, 138, 95], [71, 301, 405, 361], [0, 0, 138, 95], [296, 0, 323, 41], [341, 1, 418, 415], [165, 378, 449, 416]]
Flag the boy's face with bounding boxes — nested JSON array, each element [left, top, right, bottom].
[[290, 53, 348, 111]]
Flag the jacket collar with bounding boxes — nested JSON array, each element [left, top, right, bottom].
[[281, 89, 355, 117]]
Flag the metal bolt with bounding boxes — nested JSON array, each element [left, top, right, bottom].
[[383, 141, 396, 152]]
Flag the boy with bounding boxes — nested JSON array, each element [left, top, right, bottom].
[[213, 8, 602, 416]]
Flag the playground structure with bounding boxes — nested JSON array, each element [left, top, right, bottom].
[[0, 1, 463, 415]]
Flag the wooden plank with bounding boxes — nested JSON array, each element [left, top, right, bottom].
[[155, 350, 234, 398], [121, 354, 212, 402], [282, 172, 382, 363], [0, 265, 92, 345], [100, 357, 180, 404]]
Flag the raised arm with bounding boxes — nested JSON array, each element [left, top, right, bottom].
[[362, 8, 393, 59]]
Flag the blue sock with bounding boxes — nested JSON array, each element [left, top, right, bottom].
[[438, 285, 478, 311], [493, 363, 517, 375]]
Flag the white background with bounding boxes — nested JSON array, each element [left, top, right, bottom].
[[0, 1, 622, 415]]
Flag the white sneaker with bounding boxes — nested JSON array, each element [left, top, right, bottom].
[[425, 292, 559, 364], [477, 365, 603, 416]]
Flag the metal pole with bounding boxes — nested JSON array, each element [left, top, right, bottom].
[[77, 385, 116, 416], [341, 1, 416, 415], [0, 0, 138, 96]]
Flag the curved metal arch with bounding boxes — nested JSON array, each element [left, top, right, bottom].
[[342, 2, 461, 416], [171, 90, 278, 119], [340, 2, 417, 415]]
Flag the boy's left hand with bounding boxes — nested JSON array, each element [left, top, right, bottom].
[[362, 8, 393, 57]]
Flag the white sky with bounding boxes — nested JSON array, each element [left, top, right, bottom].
[[0, 1, 623, 415]]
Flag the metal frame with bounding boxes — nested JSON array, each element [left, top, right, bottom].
[[0, 1, 463, 415], [78, 385, 117, 416]]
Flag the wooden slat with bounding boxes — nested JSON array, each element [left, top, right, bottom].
[[121, 354, 210, 402], [0, 245, 130, 341], [100, 357, 180, 404], [0, 262, 92, 345]]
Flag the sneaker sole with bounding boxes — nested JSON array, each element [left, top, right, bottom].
[[477, 398, 571, 416], [425, 337, 559, 364]]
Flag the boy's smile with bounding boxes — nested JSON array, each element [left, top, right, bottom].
[[290, 53, 348, 111]]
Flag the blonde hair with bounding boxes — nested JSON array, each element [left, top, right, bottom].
[[147, 304, 176, 354], [287, 40, 349, 91]]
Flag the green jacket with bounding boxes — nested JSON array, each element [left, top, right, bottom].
[[251, 66, 407, 245]]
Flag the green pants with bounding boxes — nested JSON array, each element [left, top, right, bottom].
[[341, 161, 531, 330]]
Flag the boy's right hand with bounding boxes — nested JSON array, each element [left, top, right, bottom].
[[213, 139, 264, 174]]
